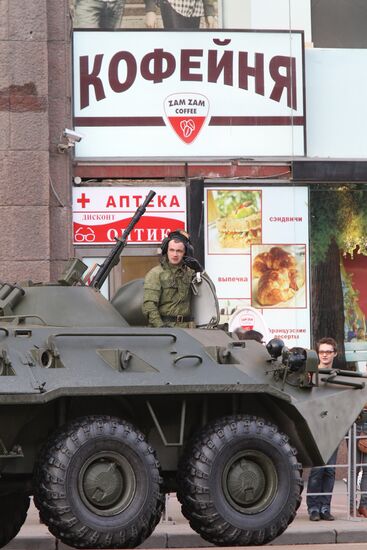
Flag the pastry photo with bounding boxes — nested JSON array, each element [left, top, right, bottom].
[[251, 245, 306, 308], [207, 189, 262, 253]]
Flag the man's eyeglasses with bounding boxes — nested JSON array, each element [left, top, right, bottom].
[[318, 350, 335, 355]]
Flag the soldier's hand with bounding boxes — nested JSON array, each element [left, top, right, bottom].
[[183, 256, 203, 272]]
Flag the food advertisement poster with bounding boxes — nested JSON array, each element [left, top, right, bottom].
[[342, 254, 367, 342], [204, 186, 310, 347]]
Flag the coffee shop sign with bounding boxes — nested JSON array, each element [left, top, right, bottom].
[[73, 31, 304, 158], [78, 38, 298, 110]]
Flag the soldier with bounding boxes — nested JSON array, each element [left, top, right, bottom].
[[142, 230, 202, 328]]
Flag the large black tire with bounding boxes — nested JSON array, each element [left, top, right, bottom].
[[0, 493, 30, 548], [34, 415, 164, 549], [177, 415, 303, 546]]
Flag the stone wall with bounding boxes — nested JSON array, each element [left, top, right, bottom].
[[0, 0, 72, 283]]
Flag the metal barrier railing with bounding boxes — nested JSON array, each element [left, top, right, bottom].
[[346, 422, 367, 518], [306, 422, 367, 519]]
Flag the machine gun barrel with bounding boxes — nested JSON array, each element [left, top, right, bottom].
[[91, 190, 156, 290]]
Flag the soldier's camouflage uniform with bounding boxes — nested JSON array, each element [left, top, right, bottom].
[[142, 257, 194, 327]]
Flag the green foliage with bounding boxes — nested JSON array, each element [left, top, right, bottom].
[[310, 185, 367, 264]]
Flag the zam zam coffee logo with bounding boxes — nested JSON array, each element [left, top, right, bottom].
[[164, 93, 209, 144]]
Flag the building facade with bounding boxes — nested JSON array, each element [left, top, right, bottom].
[[2, 0, 367, 354]]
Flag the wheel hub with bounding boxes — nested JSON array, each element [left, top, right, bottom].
[[226, 458, 265, 505], [222, 450, 278, 514], [79, 451, 136, 516]]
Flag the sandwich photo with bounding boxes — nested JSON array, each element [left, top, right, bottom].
[[208, 190, 262, 250]]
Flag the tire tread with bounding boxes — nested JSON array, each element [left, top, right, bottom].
[[34, 415, 164, 549], [177, 414, 303, 546]]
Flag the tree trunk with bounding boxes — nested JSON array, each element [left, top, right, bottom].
[[311, 238, 346, 365]]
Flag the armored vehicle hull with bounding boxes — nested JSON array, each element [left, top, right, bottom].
[[0, 280, 365, 548], [0, 192, 365, 548]]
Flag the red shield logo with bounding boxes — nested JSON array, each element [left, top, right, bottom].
[[164, 93, 209, 144]]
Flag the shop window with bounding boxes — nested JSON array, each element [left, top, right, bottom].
[[119, 255, 159, 285]]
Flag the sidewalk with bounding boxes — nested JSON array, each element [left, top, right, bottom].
[[5, 481, 367, 549]]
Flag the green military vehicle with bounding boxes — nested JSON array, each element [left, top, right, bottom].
[[0, 191, 365, 549]]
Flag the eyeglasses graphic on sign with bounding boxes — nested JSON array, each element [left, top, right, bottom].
[[74, 227, 96, 242]]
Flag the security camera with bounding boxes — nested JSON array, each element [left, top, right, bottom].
[[57, 128, 85, 153], [63, 128, 84, 143]]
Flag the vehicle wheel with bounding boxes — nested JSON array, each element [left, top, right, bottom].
[[178, 415, 303, 546], [0, 493, 30, 547], [34, 415, 164, 549]]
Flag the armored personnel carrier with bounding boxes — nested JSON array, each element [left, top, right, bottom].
[[0, 191, 365, 549]]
